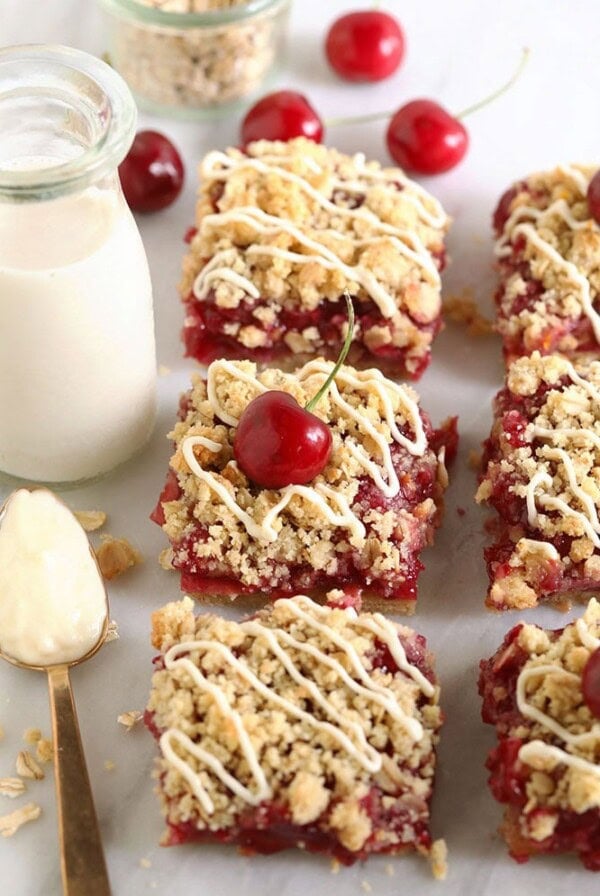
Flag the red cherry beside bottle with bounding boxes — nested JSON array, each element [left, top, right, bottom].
[[241, 91, 323, 148], [325, 10, 405, 82], [119, 130, 184, 213], [234, 296, 354, 489]]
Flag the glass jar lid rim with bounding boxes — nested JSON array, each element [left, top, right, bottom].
[[0, 44, 137, 201], [99, 0, 286, 27]]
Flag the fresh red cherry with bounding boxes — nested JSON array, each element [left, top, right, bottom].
[[241, 90, 324, 147], [587, 171, 600, 225], [325, 10, 405, 82], [119, 130, 184, 213], [233, 391, 332, 489], [234, 295, 354, 489], [582, 647, 600, 718], [386, 100, 468, 175]]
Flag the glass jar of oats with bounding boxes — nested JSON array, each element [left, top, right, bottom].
[[99, 0, 292, 116]]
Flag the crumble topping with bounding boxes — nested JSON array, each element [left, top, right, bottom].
[[0, 778, 26, 799], [494, 164, 600, 355], [96, 535, 142, 580], [478, 352, 600, 607], [15, 751, 44, 781], [181, 138, 448, 368], [0, 803, 41, 837], [74, 510, 107, 532], [159, 358, 448, 593], [511, 600, 600, 815], [147, 595, 441, 853]]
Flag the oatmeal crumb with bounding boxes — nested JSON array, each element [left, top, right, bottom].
[[104, 760, 116, 772], [96, 536, 142, 580], [0, 778, 26, 799], [330, 859, 341, 874], [158, 364, 171, 376], [74, 510, 107, 532], [444, 289, 493, 336], [23, 728, 41, 745], [36, 739, 54, 764], [139, 856, 152, 869], [384, 863, 395, 877], [0, 802, 41, 837], [16, 751, 44, 781], [105, 620, 120, 643], [0, 725, 4, 741], [118, 710, 143, 731], [430, 838, 448, 880], [361, 881, 372, 893]]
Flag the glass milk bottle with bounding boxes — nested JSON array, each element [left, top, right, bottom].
[[0, 45, 157, 483]]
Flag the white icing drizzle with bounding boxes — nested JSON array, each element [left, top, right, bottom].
[[515, 537, 561, 561], [203, 359, 426, 508], [159, 595, 433, 814], [195, 149, 445, 319], [494, 166, 600, 341], [524, 359, 600, 545], [195, 206, 437, 320], [182, 437, 366, 546]]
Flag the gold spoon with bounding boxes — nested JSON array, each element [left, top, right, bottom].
[[0, 490, 112, 896]]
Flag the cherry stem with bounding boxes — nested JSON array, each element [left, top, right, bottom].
[[454, 47, 530, 120], [326, 47, 530, 129], [305, 293, 355, 413]]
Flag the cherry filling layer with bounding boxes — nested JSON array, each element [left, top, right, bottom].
[[479, 627, 600, 870], [182, 290, 442, 380], [151, 417, 456, 604], [146, 631, 437, 862]]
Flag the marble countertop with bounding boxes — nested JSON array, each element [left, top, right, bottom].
[[2, 1, 600, 893]]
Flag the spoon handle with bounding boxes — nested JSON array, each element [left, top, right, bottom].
[[47, 665, 111, 896]]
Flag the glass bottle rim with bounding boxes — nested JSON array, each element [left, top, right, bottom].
[[0, 44, 137, 202], [99, 0, 287, 29]]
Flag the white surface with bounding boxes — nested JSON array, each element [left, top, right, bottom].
[[1, 1, 600, 894]]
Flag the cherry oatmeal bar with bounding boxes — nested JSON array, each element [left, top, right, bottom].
[[493, 164, 600, 365], [151, 358, 456, 609], [477, 351, 600, 610], [180, 137, 449, 378], [145, 593, 446, 873], [479, 599, 600, 870]]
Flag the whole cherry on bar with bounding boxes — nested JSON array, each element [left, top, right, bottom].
[[119, 130, 184, 213], [325, 10, 405, 82], [234, 296, 355, 489], [582, 646, 600, 718], [587, 170, 600, 225]]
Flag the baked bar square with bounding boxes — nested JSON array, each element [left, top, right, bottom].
[[479, 599, 600, 870], [180, 137, 449, 379], [146, 593, 445, 872], [152, 358, 456, 610], [477, 351, 600, 609], [493, 164, 600, 365]]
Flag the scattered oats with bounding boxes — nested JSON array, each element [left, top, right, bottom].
[[158, 364, 171, 376], [23, 728, 41, 745], [384, 863, 395, 877], [330, 858, 341, 874], [430, 838, 448, 881], [0, 778, 26, 799], [74, 510, 107, 532], [444, 289, 494, 336], [468, 449, 482, 471], [104, 760, 116, 772], [36, 739, 54, 764], [139, 856, 152, 868], [105, 620, 120, 643], [96, 536, 142, 580], [0, 802, 41, 837], [150, 883, 157, 890], [118, 710, 143, 731], [361, 881, 372, 894], [0, 725, 4, 741], [16, 750, 44, 780]]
